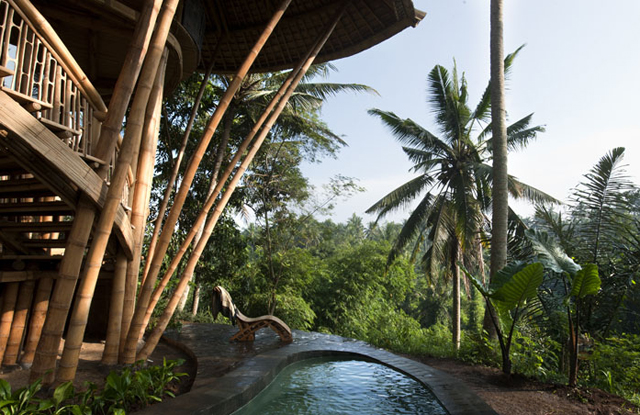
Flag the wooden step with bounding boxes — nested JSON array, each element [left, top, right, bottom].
[[21, 238, 67, 248], [0, 220, 72, 233], [0, 157, 25, 177], [0, 178, 54, 198], [0, 201, 73, 216]]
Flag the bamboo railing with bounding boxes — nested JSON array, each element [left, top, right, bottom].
[[0, 0, 114, 170]]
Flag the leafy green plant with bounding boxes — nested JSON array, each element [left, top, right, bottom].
[[0, 359, 187, 414], [464, 262, 544, 374]]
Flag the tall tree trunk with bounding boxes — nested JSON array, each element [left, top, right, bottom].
[[30, 0, 163, 384], [485, 0, 508, 339], [122, 0, 293, 364], [452, 239, 461, 352]]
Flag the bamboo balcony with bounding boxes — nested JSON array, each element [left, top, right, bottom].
[[0, 0, 134, 286]]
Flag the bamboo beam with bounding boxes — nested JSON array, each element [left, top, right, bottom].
[[101, 250, 127, 365], [20, 277, 53, 366], [30, 0, 162, 385], [137, 2, 348, 361], [56, 4, 175, 380], [3, 280, 35, 365], [122, 0, 294, 365], [0, 282, 19, 364]]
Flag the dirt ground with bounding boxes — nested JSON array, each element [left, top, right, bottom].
[[3, 340, 638, 415], [416, 356, 639, 415]]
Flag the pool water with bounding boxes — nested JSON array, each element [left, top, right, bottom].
[[232, 357, 449, 414]]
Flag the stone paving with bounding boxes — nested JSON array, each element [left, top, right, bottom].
[[137, 323, 497, 415]]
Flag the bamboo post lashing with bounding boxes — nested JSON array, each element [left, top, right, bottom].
[[3, 279, 35, 365], [0, 282, 19, 365], [101, 250, 127, 365], [56, 16, 173, 382], [122, 0, 293, 364], [118, 47, 166, 360], [142, 59, 216, 285], [30, 0, 163, 384], [20, 277, 53, 365], [137, 3, 348, 361]]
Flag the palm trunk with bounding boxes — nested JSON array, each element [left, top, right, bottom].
[[452, 240, 461, 351], [56, 21, 173, 383], [20, 277, 53, 366], [136, 6, 346, 361], [0, 282, 19, 364], [3, 280, 35, 365], [29, 0, 163, 384], [122, 0, 293, 364], [486, 0, 508, 339]]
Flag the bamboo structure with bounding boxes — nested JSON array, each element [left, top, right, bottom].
[[137, 4, 348, 361], [0, 0, 424, 384], [3, 280, 35, 365], [29, 0, 163, 384], [121, 0, 294, 364]]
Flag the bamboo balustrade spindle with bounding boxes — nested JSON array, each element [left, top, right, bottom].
[[3, 280, 35, 365], [118, 47, 166, 360], [20, 277, 53, 365], [0, 282, 19, 365], [56, 30, 172, 383], [30, 0, 163, 384], [122, 0, 293, 364], [101, 250, 128, 365], [137, 3, 348, 361]]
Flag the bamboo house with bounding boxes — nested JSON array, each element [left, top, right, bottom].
[[0, 0, 424, 385]]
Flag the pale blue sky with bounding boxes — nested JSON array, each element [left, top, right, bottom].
[[302, 0, 640, 223]]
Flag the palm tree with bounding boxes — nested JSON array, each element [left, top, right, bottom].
[[367, 50, 554, 350]]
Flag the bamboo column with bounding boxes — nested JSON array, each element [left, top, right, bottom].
[[122, 0, 293, 365], [118, 47, 166, 359], [141, 58, 314, 330], [101, 250, 127, 365], [3, 280, 35, 365], [56, 8, 174, 381], [137, 4, 348, 361], [0, 282, 19, 365], [21, 277, 53, 365], [30, 0, 163, 384], [142, 59, 216, 284]]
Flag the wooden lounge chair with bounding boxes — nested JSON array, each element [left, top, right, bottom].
[[212, 286, 293, 343]]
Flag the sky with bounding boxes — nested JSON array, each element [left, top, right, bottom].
[[301, 0, 640, 224]]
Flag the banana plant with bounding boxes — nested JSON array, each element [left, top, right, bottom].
[[464, 261, 544, 374], [526, 229, 601, 386]]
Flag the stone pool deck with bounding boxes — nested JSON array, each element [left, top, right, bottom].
[[137, 323, 497, 415]]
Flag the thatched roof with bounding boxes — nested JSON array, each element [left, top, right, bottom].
[[196, 0, 425, 73]]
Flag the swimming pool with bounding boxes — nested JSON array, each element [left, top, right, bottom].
[[232, 356, 449, 414]]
